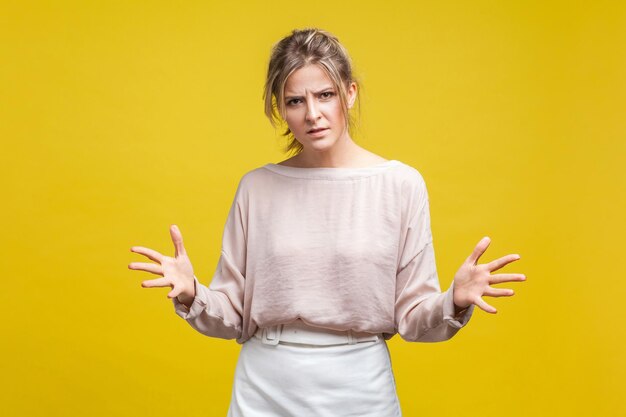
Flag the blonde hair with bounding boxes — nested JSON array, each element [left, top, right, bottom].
[[263, 28, 362, 155]]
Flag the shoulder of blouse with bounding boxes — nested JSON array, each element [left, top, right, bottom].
[[257, 160, 432, 183], [231, 159, 428, 199]]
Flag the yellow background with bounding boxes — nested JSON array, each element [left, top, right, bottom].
[[2, 1, 624, 416]]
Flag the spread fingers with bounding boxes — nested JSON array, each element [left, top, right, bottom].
[[130, 246, 164, 263], [490, 273, 526, 284], [128, 262, 163, 275], [484, 287, 515, 297], [141, 277, 171, 288]]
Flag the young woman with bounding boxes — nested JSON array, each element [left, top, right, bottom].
[[128, 28, 526, 416]]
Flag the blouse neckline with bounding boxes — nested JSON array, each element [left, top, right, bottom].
[[262, 159, 402, 180]]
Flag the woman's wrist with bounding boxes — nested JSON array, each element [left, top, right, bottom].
[[176, 277, 197, 308], [453, 302, 469, 316]]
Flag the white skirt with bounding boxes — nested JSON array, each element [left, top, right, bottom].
[[227, 321, 402, 417]]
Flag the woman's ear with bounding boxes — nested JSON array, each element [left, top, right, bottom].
[[347, 82, 357, 109]]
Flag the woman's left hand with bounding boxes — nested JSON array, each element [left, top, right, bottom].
[[452, 236, 526, 314]]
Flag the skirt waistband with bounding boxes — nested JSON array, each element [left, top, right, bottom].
[[254, 319, 381, 346]]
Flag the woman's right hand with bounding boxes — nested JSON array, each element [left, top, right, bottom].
[[128, 224, 196, 307]]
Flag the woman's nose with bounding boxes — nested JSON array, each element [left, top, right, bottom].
[[305, 102, 321, 121]]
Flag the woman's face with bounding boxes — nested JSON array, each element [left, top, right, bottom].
[[282, 64, 356, 153]]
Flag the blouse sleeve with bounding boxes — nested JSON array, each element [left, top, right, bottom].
[[171, 177, 247, 341], [395, 172, 474, 342]]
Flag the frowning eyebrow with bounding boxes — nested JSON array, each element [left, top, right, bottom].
[[284, 86, 335, 100]]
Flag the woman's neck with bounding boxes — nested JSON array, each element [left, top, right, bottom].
[[282, 140, 386, 169]]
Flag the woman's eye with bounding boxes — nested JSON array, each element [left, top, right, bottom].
[[287, 99, 300, 106], [321, 91, 334, 98]]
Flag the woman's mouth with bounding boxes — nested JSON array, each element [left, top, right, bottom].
[[307, 127, 329, 137]]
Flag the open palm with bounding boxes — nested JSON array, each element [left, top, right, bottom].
[[453, 236, 526, 314], [128, 224, 196, 301]]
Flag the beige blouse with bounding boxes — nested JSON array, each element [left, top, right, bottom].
[[172, 160, 474, 344]]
